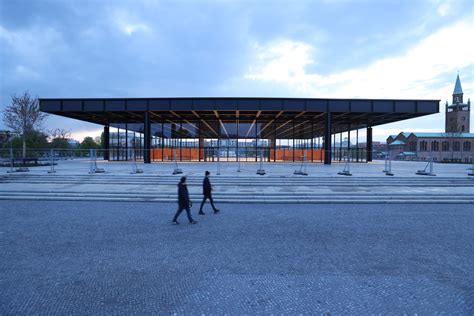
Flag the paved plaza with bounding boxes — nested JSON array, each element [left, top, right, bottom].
[[1, 158, 473, 177], [0, 200, 472, 314]]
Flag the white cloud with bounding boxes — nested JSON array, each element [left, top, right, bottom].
[[122, 23, 150, 36], [245, 19, 474, 100], [0, 25, 66, 64], [246, 40, 316, 84], [14, 65, 40, 79], [110, 9, 151, 36], [437, 1, 452, 17]]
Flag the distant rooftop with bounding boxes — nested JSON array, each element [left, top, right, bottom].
[[389, 140, 406, 145], [411, 132, 474, 138]]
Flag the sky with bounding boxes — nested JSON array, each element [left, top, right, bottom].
[[0, 0, 473, 142]]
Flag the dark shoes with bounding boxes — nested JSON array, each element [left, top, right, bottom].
[[214, 209, 220, 214], [198, 211, 205, 215], [173, 220, 197, 225]]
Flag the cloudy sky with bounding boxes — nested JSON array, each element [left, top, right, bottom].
[[0, 0, 473, 141]]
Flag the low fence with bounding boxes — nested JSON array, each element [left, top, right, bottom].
[[0, 148, 472, 177]]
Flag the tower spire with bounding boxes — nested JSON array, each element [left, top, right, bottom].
[[452, 74, 463, 104], [453, 74, 463, 95]]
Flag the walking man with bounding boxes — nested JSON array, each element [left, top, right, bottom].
[[172, 176, 197, 225], [199, 171, 220, 215]]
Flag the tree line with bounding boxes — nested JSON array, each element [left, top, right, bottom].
[[1, 92, 103, 155]]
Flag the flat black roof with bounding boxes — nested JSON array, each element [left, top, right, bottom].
[[40, 97, 439, 138]]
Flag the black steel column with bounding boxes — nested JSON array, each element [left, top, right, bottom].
[[347, 124, 351, 151], [356, 129, 359, 162], [198, 120, 203, 162], [103, 124, 110, 160], [339, 133, 342, 161], [125, 123, 128, 161], [144, 111, 151, 163], [292, 121, 295, 162], [273, 123, 276, 162], [255, 119, 258, 162], [161, 122, 164, 162], [367, 126, 373, 162], [310, 122, 314, 162], [347, 124, 351, 161], [324, 112, 332, 165]]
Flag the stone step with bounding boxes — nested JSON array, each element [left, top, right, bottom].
[[1, 190, 473, 198], [0, 191, 472, 203], [0, 195, 472, 204], [2, 175, 473, 183]]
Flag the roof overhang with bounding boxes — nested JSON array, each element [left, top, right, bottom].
[[40, 97, 439, 139]]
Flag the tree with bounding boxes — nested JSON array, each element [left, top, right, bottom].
[[49, 128, 71, 139], [48, 128, 71, 150], [8, 130, 49, 155], [2, 92, 47, 158], [80, 136, 99, 150]]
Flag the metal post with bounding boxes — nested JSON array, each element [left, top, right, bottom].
[[48, 149, 56, 173], [383, 149, 394, 176], [337, 151, 352, 176], [416, 155, 435, 176], [257, 147, 266, 175], [8, 146, 14, 173], [468, 157, 474, 176], [131, 147, 144, 174], [89, 148, 94, 173], [172, 147, 182, 174]]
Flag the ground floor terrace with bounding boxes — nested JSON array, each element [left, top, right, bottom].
[[39, 97, 439, 164]]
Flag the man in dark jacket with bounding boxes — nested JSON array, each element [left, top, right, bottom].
[[172, 176, 197, 225], [198, 171, 220, 215]]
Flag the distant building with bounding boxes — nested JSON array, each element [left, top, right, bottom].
[[387, 75, 473, 163]]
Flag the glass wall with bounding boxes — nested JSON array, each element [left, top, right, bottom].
[[107, 119, 364, 163]]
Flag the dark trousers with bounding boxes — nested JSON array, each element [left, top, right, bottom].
[[172, 207, 193, 222], [199, 194, 217, 212]]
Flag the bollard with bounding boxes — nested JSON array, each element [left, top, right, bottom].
[[469, 157, 474, 176], [48, 149, 56, 173]]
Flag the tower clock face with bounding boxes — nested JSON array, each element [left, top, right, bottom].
[[462, 117, 465, 121]]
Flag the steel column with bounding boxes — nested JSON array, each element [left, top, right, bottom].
[[103, 124, 110, 160], [144, 111, 151, 163], [324, 112, 332, 164], [367, 126, 373, 162]]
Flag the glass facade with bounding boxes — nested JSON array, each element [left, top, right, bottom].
[[108, 119, 367, 163]]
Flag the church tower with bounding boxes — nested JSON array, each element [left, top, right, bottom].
[[445, 74, 470, 133]]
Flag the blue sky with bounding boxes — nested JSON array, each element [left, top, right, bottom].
[[0, 0, 473, 141]]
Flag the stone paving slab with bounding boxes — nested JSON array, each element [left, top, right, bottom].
[[0, 201, 472, 314]]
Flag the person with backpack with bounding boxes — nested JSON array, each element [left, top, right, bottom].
[[172, 176, 197, 225]]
